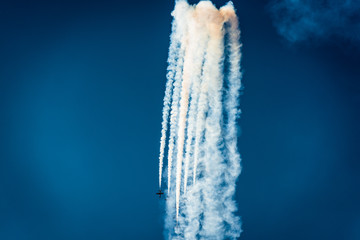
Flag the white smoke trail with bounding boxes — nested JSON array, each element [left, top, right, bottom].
[[190, 1, 221, 185], [199, 3, 227, 238], [174, 5, 201, 220], [219, 3, 243, 238], [166, 53, 182, 193], [159, 1, 243, 239], [166, 1, 191, 193], [182, 10, 208, 193], [180, 5, 213, 236], [158, 11, 180, 189]]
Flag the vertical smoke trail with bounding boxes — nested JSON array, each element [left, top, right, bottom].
[[159, 13, 180, 189], [166, 1, 191, 193], [175, 5, 195, 220], [192, 1, 216, 186], [167, 58, 182, 193], [184, 23, 207, 193], [180, 6, 213, 238], [192, 75, 207, 186], [198, 3, 226, 238], [159, 1, 242, 239], [219, 3, 243, 238], [182, 4, 209, 194]]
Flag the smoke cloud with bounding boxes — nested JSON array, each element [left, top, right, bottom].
[[268, 0, 360, 45]]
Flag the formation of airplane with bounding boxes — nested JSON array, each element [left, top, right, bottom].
[[156, 189, 164, 198]]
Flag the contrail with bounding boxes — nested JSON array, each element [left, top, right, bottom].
[[200, 2, 226, 238], [174, 19, 192, 222], [158, 11, 180, 189], [220, 3, 243, 238], [158, 1, 243, 239], [165, 1, 191, 193], [182, 9, 208, 193]]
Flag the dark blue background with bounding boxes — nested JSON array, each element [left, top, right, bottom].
[[0, 0, 359, 239]]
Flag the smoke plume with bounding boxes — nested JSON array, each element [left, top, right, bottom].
[[157, 1, 243, 239]]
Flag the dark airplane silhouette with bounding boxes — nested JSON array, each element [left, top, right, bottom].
[[156, 189, 164, 198]]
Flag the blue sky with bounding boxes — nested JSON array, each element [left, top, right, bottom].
[[0, 0, 359, 239]]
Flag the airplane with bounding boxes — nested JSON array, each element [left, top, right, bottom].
[[156, 189, 164, 198]]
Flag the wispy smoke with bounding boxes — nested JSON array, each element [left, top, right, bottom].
[[158, 1, 243, 239], [268, 0, 360, 45]]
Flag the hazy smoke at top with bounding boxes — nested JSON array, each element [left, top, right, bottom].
[[268, 0, 360, 45]]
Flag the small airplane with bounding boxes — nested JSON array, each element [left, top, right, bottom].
[[156, 189, 164, 198]]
